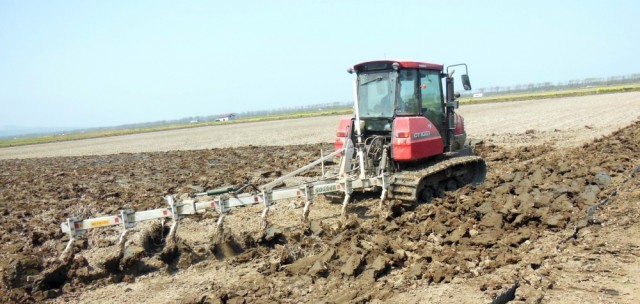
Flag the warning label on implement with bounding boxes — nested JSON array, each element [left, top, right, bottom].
[[90, 220, 110, 227]]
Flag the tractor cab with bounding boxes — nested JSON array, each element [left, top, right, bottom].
[[336, 60, 472, 163], [352, 60, 446, 136]]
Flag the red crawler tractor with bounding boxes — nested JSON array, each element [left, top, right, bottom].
[[333, 60, 485, 203]]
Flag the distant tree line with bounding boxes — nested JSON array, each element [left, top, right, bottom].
[[464, 73, 640, 96], [72, 72, 640, 133], [79, 101, 352, 134], [8, 72, 638, 140], [235, 101, 351, 119]]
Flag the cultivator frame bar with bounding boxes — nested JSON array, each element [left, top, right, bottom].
[[59, 139, 391, 259]]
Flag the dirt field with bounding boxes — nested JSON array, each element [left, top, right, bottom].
[[1, 93, 639, 303]]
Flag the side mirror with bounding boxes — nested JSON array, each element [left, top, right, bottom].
[[461, 74, 472, 90]]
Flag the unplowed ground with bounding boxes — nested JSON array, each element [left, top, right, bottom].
[[1, 98, 640, 303], [2, 92, 640, 160]]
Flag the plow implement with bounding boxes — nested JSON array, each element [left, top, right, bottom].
[[59, 140, 391, 259]]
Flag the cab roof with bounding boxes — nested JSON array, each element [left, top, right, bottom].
[[353, 60, 443, 73]]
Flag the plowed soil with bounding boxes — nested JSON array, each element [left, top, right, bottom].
[[1, 99, 640, 303]]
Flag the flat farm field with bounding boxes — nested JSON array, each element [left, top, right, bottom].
[[1, 92, 640, 160], [0, 92, 639, 303]]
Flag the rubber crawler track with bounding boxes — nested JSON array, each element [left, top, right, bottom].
[[388, 155, 486, 202]]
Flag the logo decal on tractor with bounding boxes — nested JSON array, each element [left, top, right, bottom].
[[413, 131, 431, 139]]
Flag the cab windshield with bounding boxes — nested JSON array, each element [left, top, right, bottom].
[[357, 71, 396, 118], [356, 69, 421, 118]]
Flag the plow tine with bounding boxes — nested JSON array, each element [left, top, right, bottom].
[[340, 180, 352, 219], [379, 169, 389, 210], [114, 229, 130, 258], [302, 199, 311, 222], [60, 238, 75, 261], [214, 214, 225, 244], [341, 193, 351, 219], [260, 190, 273, 231], [117, 209, 134, 251], [260, 206, 270, 231], [164, 195, 180, 243], [60, 217, 77, 260], [118, 229, 130, 251], [379, 187, 388, 210], [302, 184, 312, 222], [167, 221, 179, 243]]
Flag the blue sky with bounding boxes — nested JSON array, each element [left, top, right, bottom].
[[1, 0, 638, 129]]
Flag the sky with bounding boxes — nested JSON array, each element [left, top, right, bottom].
[[1, 0, 639, 130]]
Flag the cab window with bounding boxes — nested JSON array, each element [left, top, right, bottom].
[[420, 70, 444, 127], [396, 69, 420, 115]]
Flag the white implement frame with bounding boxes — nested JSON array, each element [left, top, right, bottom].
[[59, 139, 390, 259]]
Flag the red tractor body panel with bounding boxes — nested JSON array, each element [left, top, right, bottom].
[[454, 113, 465, 135], [392, 117, 444, 161], [334, 118, 352, 151]]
